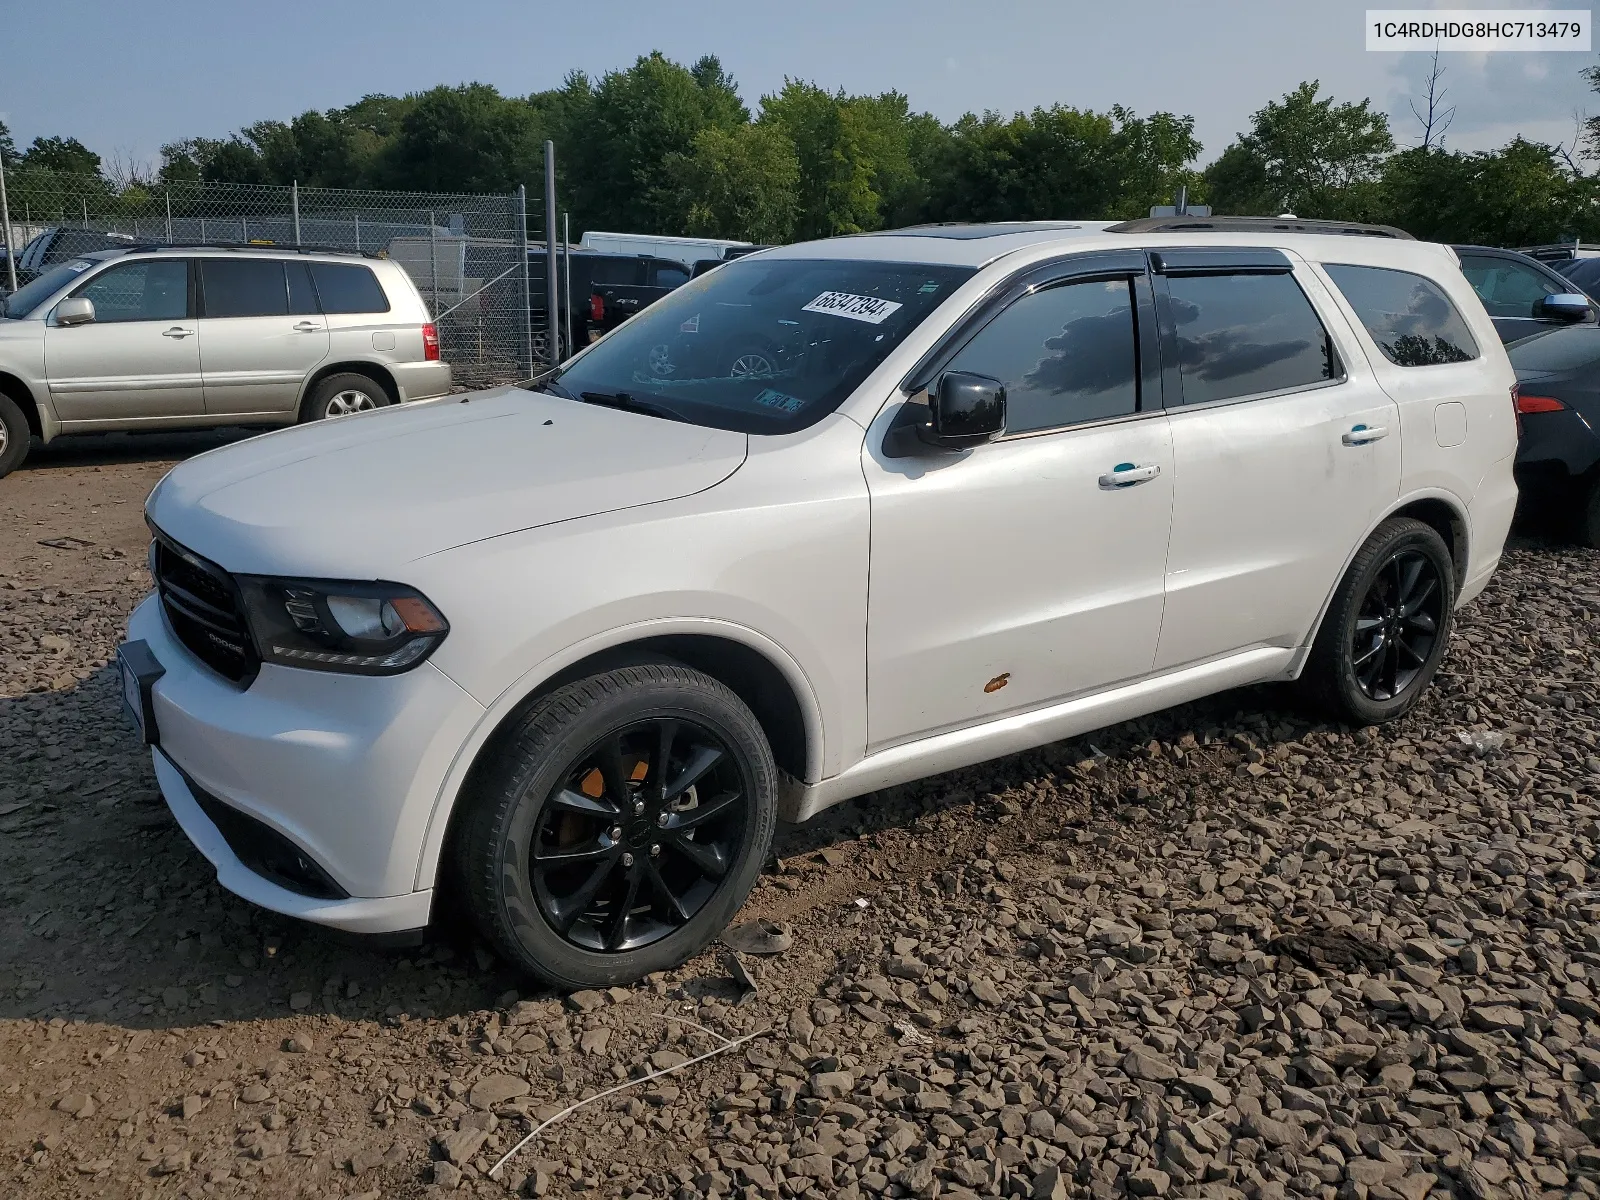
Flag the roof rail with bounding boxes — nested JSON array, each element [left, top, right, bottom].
[[1107, 216, 1414, 240], [117, 241, 383, 259], [1518, 243, 1600, 262]]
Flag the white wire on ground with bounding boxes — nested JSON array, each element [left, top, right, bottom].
[[487, 1023, 770, 1180]]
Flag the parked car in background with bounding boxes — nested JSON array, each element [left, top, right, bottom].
[[577, 230, 750, 262], [1553, 256, 1600, 306], [530, 250, 693, 352], [14, 226, 137, 285], [1453, 244, 1595, 343], [0, 244, 449, 478], [1506, 324, 1600, 545], [690, 244, 774, 279], [120, 218, 1515, 988]]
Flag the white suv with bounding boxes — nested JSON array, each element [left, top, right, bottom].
[[0, 245, 450, 477], [119, 219, 1517, 988]]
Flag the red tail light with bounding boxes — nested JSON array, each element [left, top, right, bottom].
[[1516, 392, 1566, 414], [421, 323, 440, 362], [589, 293, 605, 322]]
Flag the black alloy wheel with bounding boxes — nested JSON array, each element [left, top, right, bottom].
[[1349, 548, 1445, 702], [456, 662, 777, 989], [531, 717, 748, 952], [1301, 516, 1456, 725]]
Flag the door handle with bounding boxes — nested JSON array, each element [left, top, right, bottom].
[[1098, 462, 1161, 488], [161, 327, 193, 339], [293, 321, 322, 333], [1342, 424, 1389, 445]]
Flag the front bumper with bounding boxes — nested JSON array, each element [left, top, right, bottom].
[[128, 595, 486, 934]]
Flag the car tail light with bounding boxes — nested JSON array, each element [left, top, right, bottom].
[[1511, 384, 1522, 438], [589, 293, 605, 322], [421, 323, 440, 362], [1516, 391, 1566, 413]]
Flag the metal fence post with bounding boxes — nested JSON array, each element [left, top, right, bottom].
[[82, 198, 88, 228], [563, 211, 573, 352], [543, 141, 560, 364], [0, 148, 16, 294], [292, 180, 301, 246], [164, 191, 173, 242], [516, 185, 533, 375], [354, 212, 361, 252], [428, 210, 438, 319]]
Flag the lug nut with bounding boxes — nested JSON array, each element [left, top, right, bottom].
[[621, 852, 635, 867], [656, 812, 670, 827], [608, 825, 623, 841], [633, 800, 645, 815], [649, 844, 660, 857]]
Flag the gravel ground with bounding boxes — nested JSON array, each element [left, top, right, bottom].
[[3, 444, 1599, 1200]]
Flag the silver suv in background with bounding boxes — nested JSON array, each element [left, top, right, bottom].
[[0, 245, 450, 478]]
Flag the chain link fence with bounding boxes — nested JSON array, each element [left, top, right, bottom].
[[0, 167, 559, 387]]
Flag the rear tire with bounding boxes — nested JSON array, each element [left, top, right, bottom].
[[300, 373, 390, 422], [455, 662, 777, 989], [1300, 517, 1455, 725], [1579, 476, 1600, 549], [0, 392, 32, 479]]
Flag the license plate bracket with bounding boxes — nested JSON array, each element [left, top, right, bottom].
[[117, 640, 165, 747]]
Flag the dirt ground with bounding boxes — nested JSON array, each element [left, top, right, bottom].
[[4, 433, 1600, 1200]]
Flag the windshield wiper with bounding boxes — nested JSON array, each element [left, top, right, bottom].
[[578, 391, 685, 423]]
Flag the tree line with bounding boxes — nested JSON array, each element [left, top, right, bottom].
[[4, 52, 1600, 248]]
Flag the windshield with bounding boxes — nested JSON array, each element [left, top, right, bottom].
[[2, 259, 95, 319], [1509, 326, 1600, 374], [538, 256, 975, 432]]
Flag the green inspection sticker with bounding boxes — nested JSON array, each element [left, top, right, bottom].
[[752, 388, 806, 413]]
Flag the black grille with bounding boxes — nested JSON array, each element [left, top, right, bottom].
[[151, 531, 259, 684]]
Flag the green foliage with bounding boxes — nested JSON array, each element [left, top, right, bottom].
[[1205, 81, 1393, 218], [672, 123, 800, 243], [12, 58, 1600, 251]]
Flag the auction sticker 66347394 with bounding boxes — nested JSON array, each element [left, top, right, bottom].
[[801, 291, 904, 324]]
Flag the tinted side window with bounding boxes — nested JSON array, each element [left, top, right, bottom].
[[203, 259, 288, 318], [1459, 255, 1560, 318], [286, 261, 319, 315], [653, 264, 690, 287], [310, 263, 389, 314], [76, 261, 189, 323], [1323, 264, 1478, 366], [1165, 273, 1338, 405], [588, 258, 639, 286], [944, 277, 1139, 434]]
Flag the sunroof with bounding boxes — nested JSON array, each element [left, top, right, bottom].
[[868, 223, 1082, 240]]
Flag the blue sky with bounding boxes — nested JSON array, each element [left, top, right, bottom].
[[5, 0, 1595, 170]]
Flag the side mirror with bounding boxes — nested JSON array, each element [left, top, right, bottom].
[[54, 296, 96, 326], [920, 372, 1006, 449], [1536, 292, 1592, 322]]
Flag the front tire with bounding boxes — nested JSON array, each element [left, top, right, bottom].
[[0, 392, 31, 479], [456, 663, 777, 989], [300, 373, 390, 422], [1301, 517, 1455, 725]]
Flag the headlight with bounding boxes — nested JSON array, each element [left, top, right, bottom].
[[236, 577, 449, 675]]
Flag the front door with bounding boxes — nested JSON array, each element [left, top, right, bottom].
[[1458, 251, 1587, 344], [44, 258, 203, 422], [864, 259, 1174, 750], [198, 257, 328, 415], [1151, 251, 1401, 671]]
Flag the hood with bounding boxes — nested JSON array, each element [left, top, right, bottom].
[[146, 387, 748, 578]]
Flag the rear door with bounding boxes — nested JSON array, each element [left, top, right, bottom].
[[198, 257, 328, 416], [1151, 248, 1401, 671], [308, 260, 396, 371], [44, 257, 203, 422]]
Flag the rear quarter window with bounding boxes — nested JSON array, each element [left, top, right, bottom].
[[1323, 263, 1479, 367], [310, 263, 390, 315]]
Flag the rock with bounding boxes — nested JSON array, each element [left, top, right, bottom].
[[969, 978, 1003, 1006], [438, 1128, 487, 1165], [579, 1027, 610, 1056], [1123, 1046, 1179, 1082], [180, 1094, 205, 1120], [1129, 1167, 1172, 1196], [153, 1151, 190, 1175], [721, 918, 795, 954], [240, 1084, 271, 1103], [565, 989, 606, 1012], [810, 1070, 853, 1099], [1468, 1003, 1524, 1033], [1032, 1164, 1069, 1200], [55, 1093, 95, 1118], [283, 1033, 314, 1053], [1177, 1074, 1231, 1106], [288, 991, 312, 1011], [1242, 1112, 1303, 1150], [469, 1073, 531, 1110], [429, 1160, 463, 1188]]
